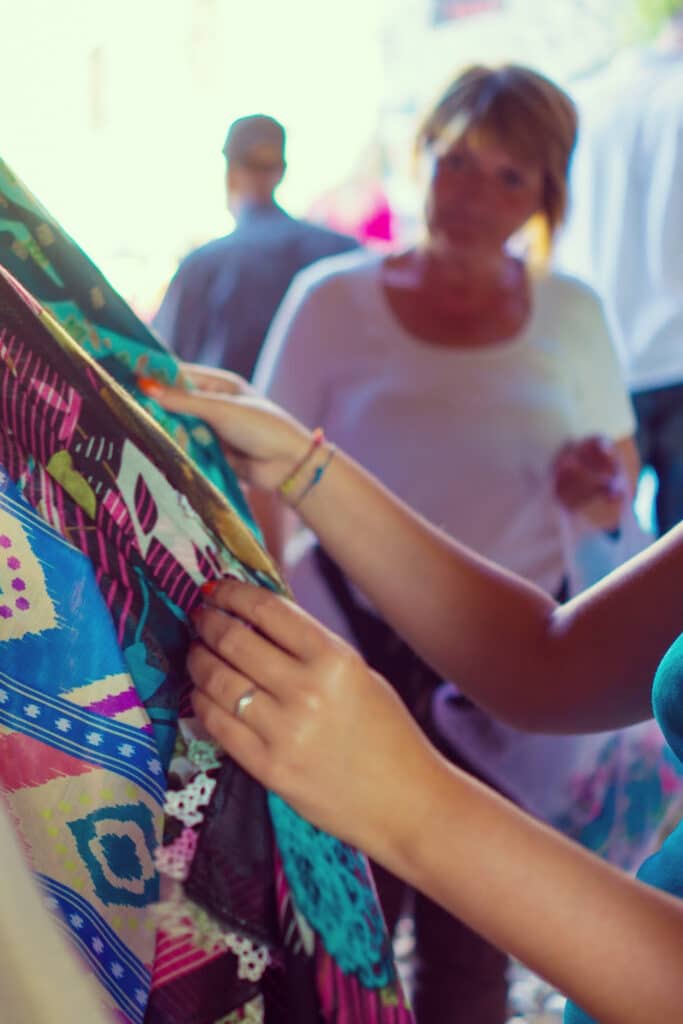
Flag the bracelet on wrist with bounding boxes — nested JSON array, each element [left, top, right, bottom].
[[290, 443, 337, 509], [278, 427, 324, 497]]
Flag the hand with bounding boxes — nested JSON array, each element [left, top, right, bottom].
[[138, 364, 312, 492], [187, 579, 437, 863], [553, 435, 628, 529]]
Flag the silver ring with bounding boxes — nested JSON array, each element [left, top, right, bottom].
[[233, 687, 257, 720]]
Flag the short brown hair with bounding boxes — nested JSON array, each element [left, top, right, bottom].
[[222, 114, 286, 170], [415, 65, 578, 253]]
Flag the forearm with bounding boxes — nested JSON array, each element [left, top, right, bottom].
[[151, 370, 682, 731], [292, 445, 683, 730], [291, 444, 555, 690], [372, 751, 683, 1024]]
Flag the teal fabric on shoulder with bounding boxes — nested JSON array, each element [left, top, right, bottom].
[[652, 632, 683, 767], [564, 632, 683, 1023]]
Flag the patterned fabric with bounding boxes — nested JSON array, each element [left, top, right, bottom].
[[0, 160, 413, 1024], [549, 726, 683, 871], [0, 155, 257, 534], [0, 471, 160, 1023]]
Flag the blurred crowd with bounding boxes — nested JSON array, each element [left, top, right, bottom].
[[2, 1, 683, 1023]]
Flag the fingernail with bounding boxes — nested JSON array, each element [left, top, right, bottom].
[[137, 376, 164, 397], [200, 580, 218, 596]]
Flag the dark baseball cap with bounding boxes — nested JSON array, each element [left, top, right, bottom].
[[222, 114, 286, 168]]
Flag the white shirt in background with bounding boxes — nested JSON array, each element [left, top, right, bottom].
[[255, 251, 634, 607], [557, 48, 683, 393], [253, 252, 636, 823]]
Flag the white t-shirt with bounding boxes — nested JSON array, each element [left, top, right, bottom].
[[255, 251, 634, 611], [557, 49, 683, 392], [254, 252, 637, 822]]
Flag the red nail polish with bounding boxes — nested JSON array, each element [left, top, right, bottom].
[[137, 376, 163, 397], [200, 580, 218, 596]]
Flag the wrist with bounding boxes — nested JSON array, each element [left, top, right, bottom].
[[362, 737, 454, 886], [278, 428, 336, 509]]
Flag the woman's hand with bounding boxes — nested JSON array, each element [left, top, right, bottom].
[[187, 587, 683, 1024], [138, 364, 312, 492], [552, 435, 629, 530], [187, 578, 438, 863]]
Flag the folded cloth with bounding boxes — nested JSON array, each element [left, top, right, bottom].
[[0, 159, 413, 1024]]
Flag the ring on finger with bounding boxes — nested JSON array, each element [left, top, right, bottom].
[[233, 687, 258, 721]]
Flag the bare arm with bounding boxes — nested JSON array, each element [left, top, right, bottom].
[[403, 759, 682, 1024], [289, 439, 680, 731], [146, 373, 683, 732], [188, 581, 683, 1024]]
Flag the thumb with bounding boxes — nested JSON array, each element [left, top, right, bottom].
[[178, 364, 251, 397], [138, 377, 230, 431]]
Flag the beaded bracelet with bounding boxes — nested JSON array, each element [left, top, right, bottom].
[[291, 444, 337, 509], [278, 427, 325, 497]]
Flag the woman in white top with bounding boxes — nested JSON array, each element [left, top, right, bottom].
[[249, 65, 640, 1023]]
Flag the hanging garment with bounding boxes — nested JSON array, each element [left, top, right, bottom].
[[0, 158, 413, 1024]]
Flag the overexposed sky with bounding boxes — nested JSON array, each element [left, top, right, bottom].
[[2, 0, 628, 311], [3, 0, 387, 308]]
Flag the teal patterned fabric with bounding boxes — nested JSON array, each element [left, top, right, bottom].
[[268, 793, 396, 986]]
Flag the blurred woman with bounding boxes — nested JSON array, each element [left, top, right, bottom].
[[246, 65, 640, 1022]]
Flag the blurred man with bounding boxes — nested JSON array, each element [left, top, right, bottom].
[[153, 114, 359, 380], [558, 2, 683, 535]]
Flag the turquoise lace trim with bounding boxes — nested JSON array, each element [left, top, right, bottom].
[[268, 793, 396, 987]]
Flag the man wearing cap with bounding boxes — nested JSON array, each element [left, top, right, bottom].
[[153, 114, 359, 380]]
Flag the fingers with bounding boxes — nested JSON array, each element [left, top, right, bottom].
[[201, 579, 331, 662], [140, 380, 230, 422], [553, 436, 626, 508], [138, 363, 251, 423], [555, 436, 619, 476], [187, 640, 278, 735], [193, 600, 302, 699], [179, 364, 252, 397], [191, 685, 271, 781]]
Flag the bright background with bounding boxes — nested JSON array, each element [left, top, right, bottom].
[[4, 0, 635, 315]]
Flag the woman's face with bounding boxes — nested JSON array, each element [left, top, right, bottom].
[[423, 131, 544, 255]]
